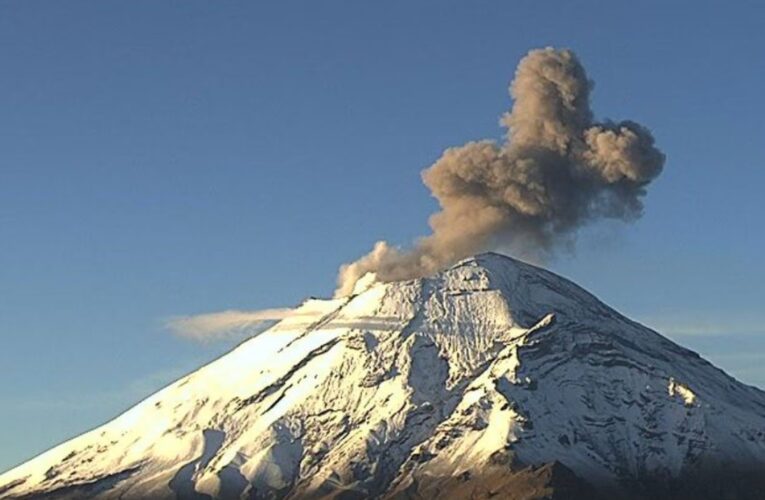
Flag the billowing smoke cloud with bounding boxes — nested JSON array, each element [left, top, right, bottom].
[[336, 47, 665, 297]]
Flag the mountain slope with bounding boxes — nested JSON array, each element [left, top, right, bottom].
[[3, 253, 765, 499]]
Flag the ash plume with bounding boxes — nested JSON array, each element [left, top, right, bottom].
[[336, 47, 665, 297]]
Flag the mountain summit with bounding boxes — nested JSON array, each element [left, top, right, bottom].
[[3, 253, 765, 499]]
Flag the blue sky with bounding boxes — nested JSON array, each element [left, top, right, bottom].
[[2, 1, 765, 472]]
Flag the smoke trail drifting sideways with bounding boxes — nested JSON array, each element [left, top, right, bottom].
[[335, 48, 665, 297]]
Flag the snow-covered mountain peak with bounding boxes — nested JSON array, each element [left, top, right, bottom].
[[3, 253, 765, 499]]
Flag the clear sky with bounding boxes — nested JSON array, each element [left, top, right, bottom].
[[2, 1, 765, 473]]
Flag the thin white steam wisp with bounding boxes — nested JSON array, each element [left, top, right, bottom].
[[166, 308, 294, 342]]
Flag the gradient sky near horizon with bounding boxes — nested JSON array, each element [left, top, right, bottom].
[[2, 1, 765, 473]]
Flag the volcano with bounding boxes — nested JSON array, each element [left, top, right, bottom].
[[3, 253, 765, 499]]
